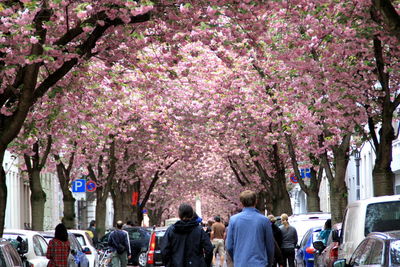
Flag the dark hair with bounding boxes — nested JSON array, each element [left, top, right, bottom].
[[214, 216, 221, 222], [89, 220, 96, 227], [55, 223, 68, 242], [325, 219, 332, 229], [116, 220, 123, 229], [178, 203, 193, 220], [239, 190, 257, 207], [127, 220, 133, 226]]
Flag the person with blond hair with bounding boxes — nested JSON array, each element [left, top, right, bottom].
[[279, 213, 298, 267], [226, 190, 274, 267]]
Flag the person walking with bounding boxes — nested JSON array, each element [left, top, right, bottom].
[[46, 223, 70, 267], [268, 215, 284, 267], [226, 190, 275, 267], [87, 220, 98, 248], [279, 213, 298, 267], [318, 219, 332, 245], [160, 203, 213, 267], [211, 216, 225, 267], [108, 220, 131, 267]]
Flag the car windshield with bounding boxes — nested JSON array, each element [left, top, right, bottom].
[[365, 201, 400, 235]]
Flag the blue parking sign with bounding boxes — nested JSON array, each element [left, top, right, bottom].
[[72, 179, 86, 193]]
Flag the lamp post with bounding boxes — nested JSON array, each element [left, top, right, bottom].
[[354, 149, 361, 200]]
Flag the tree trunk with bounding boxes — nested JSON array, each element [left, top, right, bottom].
[[63, 194, 76, 229], [148, 206, 164, 227], [323, 134, 350, 224], [271, 169, 293, 216], [306, 191, 321, 212], [30, 169, 46, 231], [55, 155, 76, 229], [96, 197, 107, 237], [373, 113, 395, 196], [132, 205, 144, 226], [329, 180, 347, 224], [0, 150, 7, 237], [112, 185, 134, 225]]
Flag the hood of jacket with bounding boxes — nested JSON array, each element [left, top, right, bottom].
[[173, 218, 199, 234]]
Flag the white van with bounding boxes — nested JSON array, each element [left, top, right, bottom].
[[338, 195, 400, 261]]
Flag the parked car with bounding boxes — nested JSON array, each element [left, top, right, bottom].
[[99, 226, 151, 267], [313, 223, 342, 267], [338, 195, 400, 261], [3, 229, 49, 267], [289, 212, 331, 246], [146, 226, 168, 267], [333, 231, 400, 267], [69, 229, 99, 267], [41, 231, 90, 267], [295, 226, 323, 267], [0, 239, 24, 266]]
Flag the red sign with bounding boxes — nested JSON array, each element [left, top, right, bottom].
[[290, 173, 298, 183], [132, 192, 139, 206], [86, 180, 97, 192]]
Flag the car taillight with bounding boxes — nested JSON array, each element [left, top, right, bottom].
[[147, 232, 156, 264], [330, 247, 338, 259], [306, 246, 316, 254]]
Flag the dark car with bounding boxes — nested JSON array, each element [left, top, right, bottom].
[[146, 227, 168, 267], [333, 231, 400, 267], [314, 223, 342, 267], [295, 226, 323, 267], [0, 239, 24, 266], [100, 226, 151, 267]]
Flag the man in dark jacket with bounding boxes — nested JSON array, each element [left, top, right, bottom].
[[161, 203, 213, 267], [108, 220, 131, 267]]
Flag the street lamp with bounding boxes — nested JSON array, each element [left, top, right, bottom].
[[354, 149, 361, 200]]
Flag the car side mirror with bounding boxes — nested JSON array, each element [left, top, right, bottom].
[[70, 249, 77, 256], [295, 244, 300, 249], [333, 259, 351, 267], [313, 240, 326, 252]]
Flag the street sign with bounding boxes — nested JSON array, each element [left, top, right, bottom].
[[290, 173, 298, 183], [72, 179, 86, 193], [86, 180, 97, 192], [300, 168, 311, 178]]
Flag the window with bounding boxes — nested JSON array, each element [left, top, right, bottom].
[[129, 230, 141, 241], [350, 239, 373, 266], [367, 239, 384, 265], [33, 236, 44, 256], [365, 201, 400, 235]]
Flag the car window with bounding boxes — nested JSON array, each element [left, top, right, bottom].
[[0, 248, 6, 267], [351, 238, 373, 265], [129, 230, 142, 240], [300, 229, 312, 248], [33, 236, 45, 256], [390, 240, 400, 265], [74, 234, 86, 246], [365, 201, 400, 235], [366, 239, 384, 265], [84, 232, 94, 246], [5, 244, 22, 266], [37, 235, 48, 255]]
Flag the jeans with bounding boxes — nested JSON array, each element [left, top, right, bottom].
[[281, 248, 295, 267], [111, 251, 128, 267]]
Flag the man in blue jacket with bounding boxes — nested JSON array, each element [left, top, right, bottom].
[[160, 203, 213, 267], [108, 220, 131, 267], [226, 190, 275, 267]]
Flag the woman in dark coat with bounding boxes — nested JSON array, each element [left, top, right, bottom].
[[46, 223, 70, 267], [161, 203, 213, 267]]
